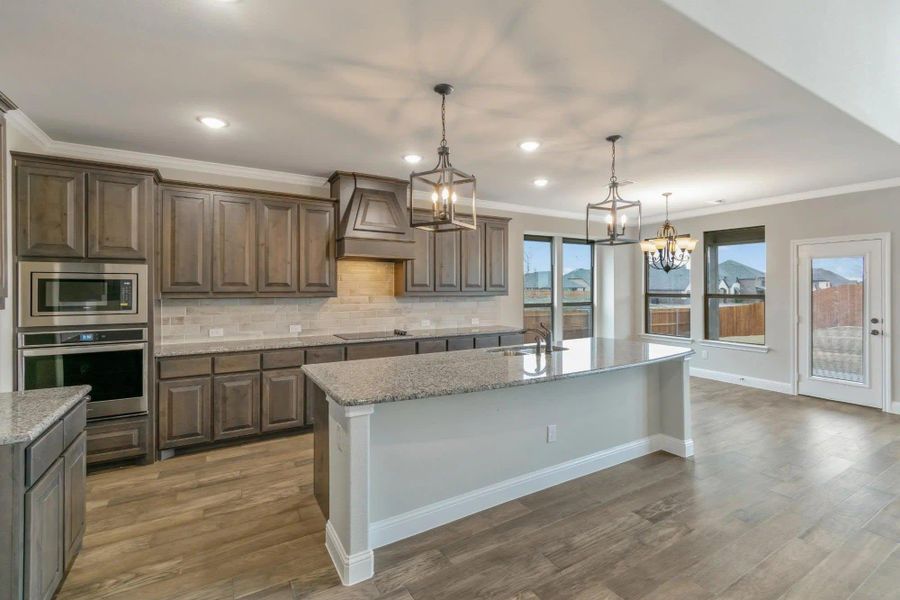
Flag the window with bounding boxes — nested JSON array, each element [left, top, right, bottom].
[[562, 239, 593, 339], [645, 251, 691, 338], [704, 226, 766, 344], [524, 235, 553, 342]]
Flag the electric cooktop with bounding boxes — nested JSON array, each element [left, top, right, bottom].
[[334, 329, 408, 341]]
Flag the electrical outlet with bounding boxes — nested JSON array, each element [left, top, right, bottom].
[[471, 317, 480, 326], [209, 328, 224, 337], [421, 319, 431, 327], [701, 350, 709, 359], [547, 424, 557, 443], [289, 324, 303, 333]]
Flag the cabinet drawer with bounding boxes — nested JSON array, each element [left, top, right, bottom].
[[63, 399, 87, 449], [499, 333, 526, 346], [86, 417, 148, 465], [305, 346, 344, 364], [214, 353, 261, 374], [474, 335, 500, 349], [448, 336, 475, 351], [26, 421, 64, 487], [417, 339, 447, 354], [158, 356, 211, 379], [262, 349, 304, 370], [346, 341, 417, 361]]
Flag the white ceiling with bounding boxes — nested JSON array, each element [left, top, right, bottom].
[[1, 0, 898, 218]]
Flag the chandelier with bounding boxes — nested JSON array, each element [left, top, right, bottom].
[[409, 83, 477, 232], [585, 134, 642, 245], [640, 193, 698, 272]]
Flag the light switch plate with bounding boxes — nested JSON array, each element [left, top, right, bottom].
[[209, 328, 224, 337], [547, 424, 557, 443], [289, 324, 303, 333], [471, 317, 480, 325]]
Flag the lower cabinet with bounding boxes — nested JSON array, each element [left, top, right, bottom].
[[213, 373, 261, 441], [158, 377, 212, 449], [63, 432, 86, 569], [85, 417, 149, 465], [261, 368, 305, 432], [24, 458, 64, 600]]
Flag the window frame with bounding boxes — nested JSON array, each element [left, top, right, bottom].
[[561, 237, 594, 340], [523, 234, 555, 336], [703, 226, 766, 344], [643, 252, 692, 339]]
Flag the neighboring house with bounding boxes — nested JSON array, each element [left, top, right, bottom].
[[525, 268, 593, 291]]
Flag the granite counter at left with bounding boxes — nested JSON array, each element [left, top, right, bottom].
[[0, 385, 92, 445]]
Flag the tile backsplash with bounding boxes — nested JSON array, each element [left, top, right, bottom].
[[159, 259, 502, 343]]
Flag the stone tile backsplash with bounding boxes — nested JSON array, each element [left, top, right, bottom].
[[159, 259, 502, 343]]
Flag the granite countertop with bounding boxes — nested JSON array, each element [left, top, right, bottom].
[[0, 385, 92, 445], [302, 337, 694, 406], [155, 325, 524, 357]]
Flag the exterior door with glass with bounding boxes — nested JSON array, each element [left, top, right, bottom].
[[797, 239, 884, 408]]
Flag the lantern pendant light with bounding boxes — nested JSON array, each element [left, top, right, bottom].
[[409, 83, 477, 232], [585, 135, 642, 245], [640, 193, 698, 272]]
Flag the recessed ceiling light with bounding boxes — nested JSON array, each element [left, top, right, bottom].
[[403, 154, 423, 164], [533, 178, 549, 188], [519, 140, 541, 152], [198, 116, 228, 129]]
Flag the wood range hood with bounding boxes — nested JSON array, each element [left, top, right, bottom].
[[328, 171, 416, 261]]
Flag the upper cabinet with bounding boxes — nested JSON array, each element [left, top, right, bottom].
[[160, 182, 336, 298], [395, 216, 510, 297], [14, 155, 155, 261]]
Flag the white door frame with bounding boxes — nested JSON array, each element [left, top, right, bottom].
[[790, 233, 892, 412]]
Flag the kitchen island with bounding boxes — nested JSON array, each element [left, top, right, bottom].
[[303, 337, 694, 585]]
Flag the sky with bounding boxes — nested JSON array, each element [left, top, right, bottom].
[[717, 242, 766, 273], [523, 239, 592, 274], [813, 256, 864, 281]]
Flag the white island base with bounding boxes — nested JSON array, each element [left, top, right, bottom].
[[321, 355, 692, 585]]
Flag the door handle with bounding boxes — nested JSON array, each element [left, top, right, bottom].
[[871, 330, 881, 336], [871, 318, 881, 324]]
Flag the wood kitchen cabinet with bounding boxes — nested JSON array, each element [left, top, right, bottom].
[[298, 199, 337, 294], [161, 186, 213, 292], [63, 432, 86, 569], [158, 377, 212, 449], [24, 458, 64, 600], [87, 170, 152, 260], [0, 114, 7, 308], [258, 198, 298, 293], [16, 162, 86, 258], [261, 368, 305, 432], [401, 222, 435, 293], [303, 346, 344, 424], [435, 230, 461, 292], [460, 222, 485, 292], [484, 218, 509, 293], [213, 373, 261, 441], [213, 193, 257, 293]]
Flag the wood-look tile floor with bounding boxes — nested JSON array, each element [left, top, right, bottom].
[[58, 379, 900, 600]]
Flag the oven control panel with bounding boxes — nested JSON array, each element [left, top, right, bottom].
[[19, 328, 148, 348]]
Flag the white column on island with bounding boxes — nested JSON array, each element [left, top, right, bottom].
[[324, 401, 374, 586]]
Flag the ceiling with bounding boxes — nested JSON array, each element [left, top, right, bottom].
[[1, 0, 898, 218]]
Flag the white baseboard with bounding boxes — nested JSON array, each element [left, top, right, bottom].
[[369, 433, 688, 549], [325, 521, 373, 586], [690, 367, 793, 394]]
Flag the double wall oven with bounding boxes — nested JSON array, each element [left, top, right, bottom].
[[17, 261, 150, 420]]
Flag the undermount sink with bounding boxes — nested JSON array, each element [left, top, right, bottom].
[[487, 344, 569, 356]]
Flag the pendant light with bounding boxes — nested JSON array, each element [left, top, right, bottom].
[[409, 83, 477, 232], [585, 135, 642, 245], [640, 193, 698, 272]]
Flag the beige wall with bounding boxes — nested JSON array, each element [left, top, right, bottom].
[[632, 186, 900, 409]]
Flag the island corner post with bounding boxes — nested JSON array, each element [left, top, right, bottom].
[[306, 342, 693, 586]]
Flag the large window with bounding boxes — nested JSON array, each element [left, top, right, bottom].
[[645, 252, 691, 338], [562, 239, 593, 339], [704, 226, 766, 344], [524, 235, 553, 342]]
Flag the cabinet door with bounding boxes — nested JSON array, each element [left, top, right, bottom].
[[484, 220, 509, 293], [213, 193, 257, 293], [258, 199, 299, 293], [24, 458, 64, 600], [16, 163, 86, 258], [158, 377, 212, 449], [405, 225, 434, 293], [303, 346, 343, 424], [161, 187, 213, 293], [85, 417, 149, 465], [63, 431, 86, 569], [461, 223, 485, 292], [298, 200, 336, 294], [87, 170, 151, 260], [261, 368, 304, 432], [434, 230, 461, 292], [213, 373, 260, 440]]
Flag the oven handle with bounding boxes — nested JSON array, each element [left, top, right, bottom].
[[20, 342, 147, 357]]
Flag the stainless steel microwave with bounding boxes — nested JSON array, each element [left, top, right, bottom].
[[18, 261, 148, 327]]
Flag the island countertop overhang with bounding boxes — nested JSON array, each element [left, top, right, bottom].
[[302, 337, 693, 407]]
